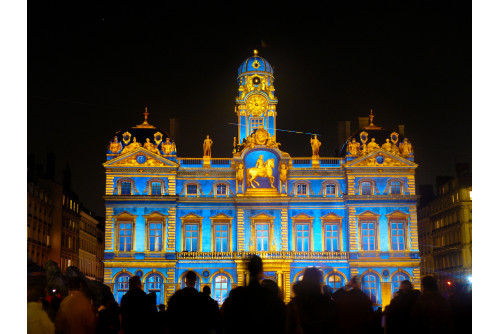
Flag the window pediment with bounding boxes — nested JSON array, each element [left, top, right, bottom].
[[114, 211, 137, 219], [386, 210, 409, 219], [321, 212, 343, 221], [356, 210, 381, 218]]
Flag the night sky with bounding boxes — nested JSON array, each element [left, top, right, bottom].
[[28, 1, 471, 216]]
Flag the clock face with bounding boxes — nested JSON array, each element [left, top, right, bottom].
[[252, 76, 261, 85], [246, 95, 268, 117]]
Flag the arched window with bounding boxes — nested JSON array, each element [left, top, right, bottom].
[[121, 182, 131, 195], [361, 182, 372, 195], [361, 274, 379, 305], [326, 274, 344, 291], [146, 274, 163, 305], [296, 274, 303, 282], [392, 273, 410, 296], [116, 274, 131, 304], [213, 274, 230, 305]]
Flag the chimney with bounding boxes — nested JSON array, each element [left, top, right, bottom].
[[398, 125, 405, 136], [45, 151, 55, 181], [169, 118, 180, 146], [63, 162, 71, 193], [358, 117, 369, 130], [337, 121, 351, 150]]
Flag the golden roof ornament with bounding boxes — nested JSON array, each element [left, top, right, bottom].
[[253, 49, 258, 56], [365, 109, 382, 130], [135, 107, 155, 128]]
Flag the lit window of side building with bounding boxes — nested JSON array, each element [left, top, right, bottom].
[[102, 50, 420, 308]]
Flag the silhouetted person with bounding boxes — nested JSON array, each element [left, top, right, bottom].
[[203, 285, 211, 296], [334, 277, 373, 334], [285, 267, 335, 334], [120, 276, 154, 334], [411, 276, 451, 334], [262, 278, 284, 301], [28, 274, 55, 334], [55, 276, 96, 334], [156, 304, 167, 334], [96, 297, 120, 334], [166, 270, 220, 334], [222, 255, 286, 334], [385, 280, 421, 334], [447, 282, 472, 334]]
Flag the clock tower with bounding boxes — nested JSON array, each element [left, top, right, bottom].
[[235, 50, 278, 144]]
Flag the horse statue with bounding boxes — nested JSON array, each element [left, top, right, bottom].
[[246, 158, 275, 188]]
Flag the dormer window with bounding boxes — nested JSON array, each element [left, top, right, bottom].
[[121, 182, 131, 195], [325, 184, 336, 195], [151, 182, 162, 195], [216, 184, 227, 196], [187, 184, 198, 196], [390, 181, 401, 195], [361, 182, 372, 195], [297, 184, 307, 195]]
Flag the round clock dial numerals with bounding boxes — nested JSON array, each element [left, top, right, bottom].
[[246, 95, 268, 117]]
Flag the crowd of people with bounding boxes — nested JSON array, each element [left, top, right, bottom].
[[27, 256, 472, 334]]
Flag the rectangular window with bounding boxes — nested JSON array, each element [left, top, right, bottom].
[[250, 118, 264, 132], [216, 184, 227, 196], [187, 184, 198, 195], [214, 223, 229, 252], [326, 184, 336, 195], [324, 223, 340, 251], [151, 182, 162, 195], [148, 222, 163, 252], [184, 223, 199, 251], [255, 223, 269, 251], [297, 184, 307, 195], [390, 221, 406, 250], [295, 224, 310, 251], [391, 182, 401, 194], [361, 221, 377, 251], [121, 182, 131, 195], [361, 182, 371, 195], [118, 222, 132, 251]]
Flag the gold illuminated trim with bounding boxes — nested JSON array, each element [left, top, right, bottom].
[[388, 268, 413, 282], [323, 269, 348, 285]]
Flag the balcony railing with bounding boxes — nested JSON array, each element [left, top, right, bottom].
[[176, 250, 349, 260]]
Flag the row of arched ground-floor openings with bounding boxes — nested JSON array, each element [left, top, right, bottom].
[[110, 269, 414, 307]]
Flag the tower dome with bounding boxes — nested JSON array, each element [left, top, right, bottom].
[[237, 50, 274, 79]]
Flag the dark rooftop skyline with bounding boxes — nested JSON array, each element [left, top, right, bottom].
[[28, 2, 471, 216]]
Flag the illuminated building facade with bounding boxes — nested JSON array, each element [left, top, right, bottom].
[[103, 51, 421, 308], [417, 166, 472, 291]]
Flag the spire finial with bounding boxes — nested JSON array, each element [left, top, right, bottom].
[[369, 109, 374, 126], [143, 107, 149, 124], [253, 49, 258, 56]]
